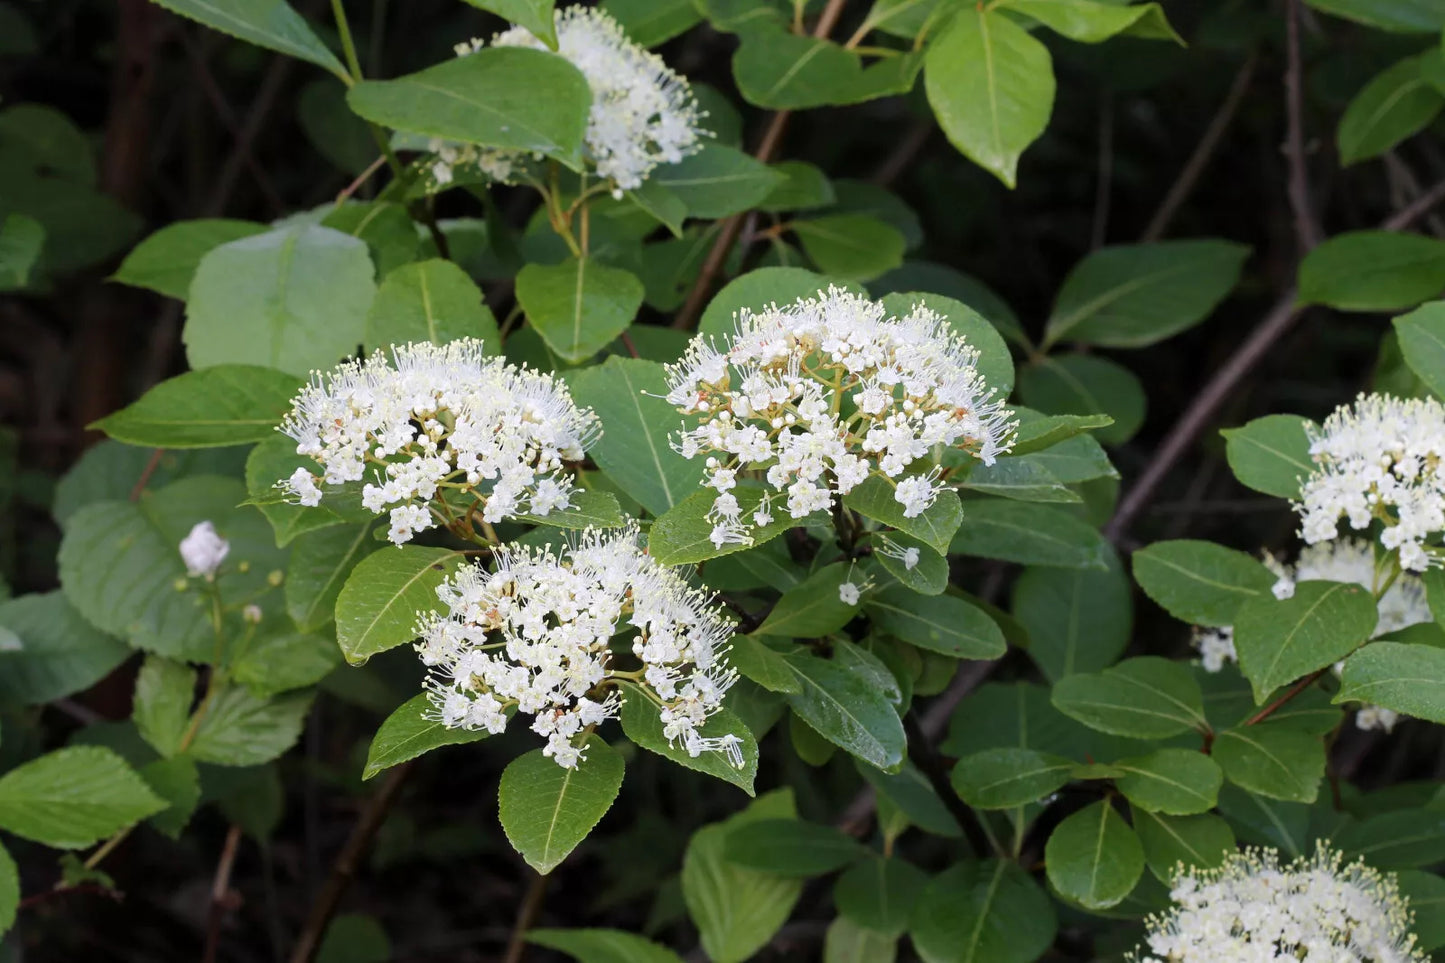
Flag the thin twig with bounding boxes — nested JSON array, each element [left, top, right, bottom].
[[1284, 0, 1321, 251], [871, 118, 932, 187], [501, 872, 549, 963], [204, 53, 295, 216], [336, 155, 387, 205], [1142, 53, 1259, 242], [671, 0, 851, 330], [202, 824, 244, 963], [1245, 667, 1328, 726], [1382, 176, 1445, 231], [129, 448, 165, 501], [288, 763, 413, 963]]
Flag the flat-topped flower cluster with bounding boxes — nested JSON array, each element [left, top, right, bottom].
[[665, 287, 1016, 548], [415, 526, 741, 769], [433, 6, 703, 195], [1297, 392, 1445, 572], [1193, 538, 1426, 731], [1135, 845, 1425, 962], [278, 339, 598, 545]]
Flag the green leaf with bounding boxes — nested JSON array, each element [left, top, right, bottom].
[[652, 142, 784, 219], [0, 592, 129, 707], [460, 0, 559, 47], [648, 484, 815, 565], [514, 489, 626, 529], [1338, 54, 1443, 165], [832, 856, 927, 938], [517, 258, 644, 363], [784, 651, 906, 770], [725, 818, 868, 875], [824, 917, 897, 963], [759, 160, 835, 212], [1334, 809, 1445, 869], [1233, 581, 1378, 702], [755, 564, 856, 638], [189, 687, 313, 766], [316, 913, 390, 963], [1011, 547, 1131, 682], [911, 859, 1057, 963], [1221, 413, 1315, 499], [0, 841, 17, 936], [844, 477, 962, 555], [1132, 539, 1276, 628], [1399, 871, 1445, 951], [141, 755, 202, 838], [617, 682, 757, 793], [605, 0, 701, 45], [231, 631, 341, 695], [1213, 721, 1325, 803], [1051, 657, 1208, 739], [1043, 240, 1249, 349], [1336, 641, 1445, 722], [858, 760, 963, 837], [698, 266, 849, 341], [499, 735, 624, 873], [298, 79, 375, 176], [1133, 810, 1235, 881], [335, 546, 466, 664], [350, 48, 588, 165], [732, 28, 923, 110], [1001, 0, 1181, 43], [244, 434, 348, 547], [58, 477, 287, 661], [957, 456, 1078, 504], [184, 224, 376, 378], [1298, 231, 1445, 312], [1394, 300, 1445, 400], [1009, 412, 1115, 455], [0, 746, 165, 848], [1215, 783, 1310, 856], [0, 213, 43, 291], [924, 7, 1054, 188], [91, 365, 302, 448], [110, 219, 267, 300], [321, 201, 420, 276], [950, 747, 1074, 809], [365, 259, 500, 356], [728, 636, 801, 694], [362, 692, 491, 779], [133, 656, 196, 758], [528, 929, 684, 963], [1303, 0, 1445, 33], [682, 790, 804, 963], [792, 215, 906, 282], [568, 357, 697, 516], [1112, 749, 1223, 815], [150, 0, 347, 80], [865, 586, 1007, 660], [286, 523, 381, 632], [1044, 800, 1144, 910], [1017, 353, 1145, 446], [949, 499, 1108, 570]]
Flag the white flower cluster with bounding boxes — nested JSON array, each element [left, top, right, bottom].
[[665, 288, 1015, 549], [278, 340, 598, 546], [1296, 392, 1445, 573], [438, 6, 703, 195], [1135, 845, 1425, 963], [415, 526, 741, 769], [1193, 539, 1425, 732]]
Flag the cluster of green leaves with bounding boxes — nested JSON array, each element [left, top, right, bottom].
[[13, 0, 1445, 959]]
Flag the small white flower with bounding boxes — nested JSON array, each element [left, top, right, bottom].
[[242, 604, 263, 624], [445, 6, 704, 194], [416, 525, 741, 768], [839, 582, 861, 606], [1295, 392, 1445, 573], [1133, 844, 1426, 962], [665, 288, 1015, 546], [277, 340, 599, 545], [1192, 626, 1236, 674], [1356, 705, 1401, 732], [179, 521, 229, 579], [877, 536, 921, 571]]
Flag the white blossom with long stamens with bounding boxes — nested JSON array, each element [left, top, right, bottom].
[[277, 339, 598, 545], [414, 525, 741, 769], [665, 287, 1015, 548]]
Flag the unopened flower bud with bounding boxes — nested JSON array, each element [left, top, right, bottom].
[[179, 521, 229, 579]]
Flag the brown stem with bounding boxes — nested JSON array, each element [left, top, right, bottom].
[[202, 824, 244, 963], [671, 0, 850, 330], [1284, 0, 1321, 252], [287, 762, 413, 963], [1382, 176, 1445, 231], [1244, 667, 1328, 726], [129, 448, 165, 501], [1141, 52, 1259, 242], [501, 872, 549, 963]]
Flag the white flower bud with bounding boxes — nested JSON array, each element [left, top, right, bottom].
[[179, 521, 229, 579]]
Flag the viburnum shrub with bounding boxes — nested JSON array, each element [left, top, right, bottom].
[[11, 0, 1445, 959]]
